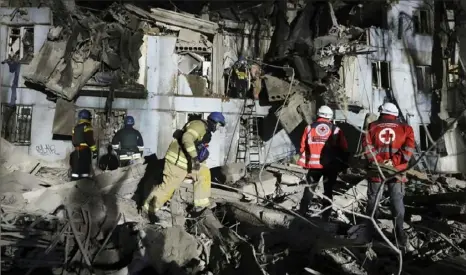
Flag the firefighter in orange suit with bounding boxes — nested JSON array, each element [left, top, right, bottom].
[[70, 109, 98, 181], [362, 102, 415, 247], [297, 105, 348, 220]]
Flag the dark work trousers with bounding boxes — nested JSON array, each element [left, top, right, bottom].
[[366, 180, 407, 245], [299, 169, 337, 220], [70, 148, 92, 181]]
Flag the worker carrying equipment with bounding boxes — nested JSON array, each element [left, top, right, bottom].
[[297, 105, 348, 220], [70, 109, 98, 181], [362, 102, 415, 248], [111, 116, 144, 167], [143, 112, 225, 213]]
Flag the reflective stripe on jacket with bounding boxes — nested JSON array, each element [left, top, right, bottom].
[[165, 120, 208, 170], [297, 118, 348, 169], [72, 119, 97, 152], [362, 114, 415, 182]]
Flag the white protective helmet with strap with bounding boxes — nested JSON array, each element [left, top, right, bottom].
[[379, 102, 399, 117], [317, 105, 334, 119]]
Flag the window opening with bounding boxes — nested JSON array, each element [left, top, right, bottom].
[[1, 104, 33, 145]]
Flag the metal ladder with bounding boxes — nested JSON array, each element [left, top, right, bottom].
[[235, 99, 261, 167]]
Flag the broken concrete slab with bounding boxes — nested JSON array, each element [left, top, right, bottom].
[[219, 163, 247, 184], [22, 40, 67, 86], [280, 174, 302, 185], [0, 170, 46, 192], [144, 225, 200, 274], [242, 170, 277, 201], [124, 4, 218, 35], [0, 137, 42, 173], [276, 93, 314, 133]]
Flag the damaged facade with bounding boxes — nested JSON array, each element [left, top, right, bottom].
[[339, 0, 466, 173], [1, 1, 465, 171], [0, 4, 295, 166], [3, 1, 466, 275]]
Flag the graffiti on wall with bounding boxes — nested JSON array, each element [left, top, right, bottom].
[[35, 144, 60, 156]]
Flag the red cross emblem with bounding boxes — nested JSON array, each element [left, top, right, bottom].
[[316, 123, 330, 136], [378, 128, 396, 144]]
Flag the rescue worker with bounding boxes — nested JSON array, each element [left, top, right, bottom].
[[70, 109, 97, 180], [362, 102, 415, 247], [297, 105, 348, 220], [111, 116, 144, 167], [143, 112, 226, 214]]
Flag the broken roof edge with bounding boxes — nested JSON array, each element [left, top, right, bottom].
[[124, 4, 219, 35]]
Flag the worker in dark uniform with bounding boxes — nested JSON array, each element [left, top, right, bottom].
[[111, 116, 144, 167], [70, 109, 97, 180]]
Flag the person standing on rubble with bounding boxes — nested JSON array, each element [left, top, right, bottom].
[[70, 109, 98, 181], [111, 116, 144, 167], [142, 112, 226, 214], [297, 105, 348, 220], [362, 102, 415, 248]]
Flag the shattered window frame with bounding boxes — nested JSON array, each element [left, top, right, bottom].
[[371, 61, 391, 89], [415, 65, 433, 93], [1, 104, 33, 146], [413, 8, 432, 35], [7, 26, 35, 63]]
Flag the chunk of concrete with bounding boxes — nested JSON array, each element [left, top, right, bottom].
[[220, 163, 246, 184], [1, 137, 42, 173], [242, 170, 277, 201], [0, 170, 45, 192], [444, 177, 466, 190], [144, 226, 200, 274], [280, 174, 301, 185]]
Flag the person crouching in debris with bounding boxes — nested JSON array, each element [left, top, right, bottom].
[[111, 116, 144, 167], [70, 109, 98, 181], [297, 105, 348, 220], [362, 102, 415, 248], [142, 112, 226, 215]]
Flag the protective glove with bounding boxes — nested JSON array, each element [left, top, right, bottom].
[[191, 158, 201, 181], [92, 151, 98, 159]]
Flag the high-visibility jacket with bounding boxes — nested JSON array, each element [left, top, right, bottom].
[[72, 119, 97, 152], [165, 120, 209, 170], [298, 118, 348, 169], [362, 115, 415, 181]]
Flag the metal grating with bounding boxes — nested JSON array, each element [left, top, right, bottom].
[[1, 104, 33, 145]]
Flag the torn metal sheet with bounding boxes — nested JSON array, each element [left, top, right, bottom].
[[52, 99, 76, 136]]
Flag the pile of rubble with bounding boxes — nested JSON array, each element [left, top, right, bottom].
[[1, 137, 466, 275]]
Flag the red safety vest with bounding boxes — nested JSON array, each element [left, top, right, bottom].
[[298, 118, 348, 169], [362, 115, 416, 181]]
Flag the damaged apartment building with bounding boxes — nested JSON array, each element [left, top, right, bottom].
[[0, 2, 296, 168], [0, 0, 465, 173]]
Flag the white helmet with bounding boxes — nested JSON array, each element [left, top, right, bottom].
[[317, 105, 333, 119], [379, 102, 399, 117]]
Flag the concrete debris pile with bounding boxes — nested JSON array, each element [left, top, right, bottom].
[[225, 1, 369, 135], [22, 2, 147, 101], [1, 138, 466, 275]]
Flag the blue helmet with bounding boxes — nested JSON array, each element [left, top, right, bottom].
[[78, 109, 92, 120], [124, 116, 135, 126], [208, 112, 225, 126]]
